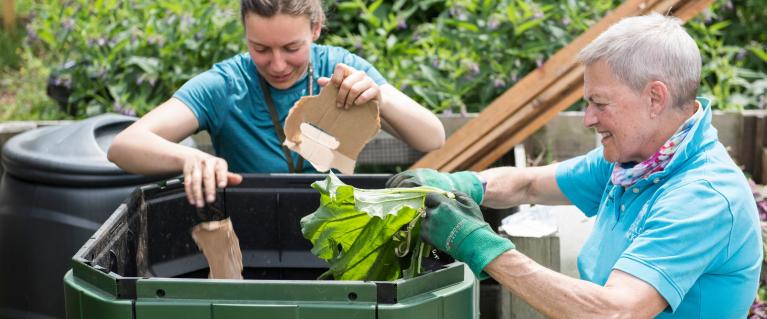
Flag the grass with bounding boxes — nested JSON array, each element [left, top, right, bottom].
[[0, 47, 66, 121], [0, 11, 66, 121]]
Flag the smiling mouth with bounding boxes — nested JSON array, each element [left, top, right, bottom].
[[271, 73, 292, 82], [599, 132, 613, 143]]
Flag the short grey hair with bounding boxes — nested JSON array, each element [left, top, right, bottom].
[[576, 12, 701, 108]]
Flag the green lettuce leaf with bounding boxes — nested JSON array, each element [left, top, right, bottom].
[[300, 173, 446, 281]]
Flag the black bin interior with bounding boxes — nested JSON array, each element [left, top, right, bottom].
[[87, 174, 449, 281]]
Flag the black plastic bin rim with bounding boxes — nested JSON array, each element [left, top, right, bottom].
[[1, 114, 167, 186]]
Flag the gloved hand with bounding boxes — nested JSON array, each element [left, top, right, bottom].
[[386, 168, 485, 204], [421, 192, 515, 279]]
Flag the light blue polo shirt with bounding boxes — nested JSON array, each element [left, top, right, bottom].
[[555, 98, 762, 317], [173, 44, 387, 173]]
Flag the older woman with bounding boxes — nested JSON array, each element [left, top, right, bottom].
[[388, 13, 761, 318]]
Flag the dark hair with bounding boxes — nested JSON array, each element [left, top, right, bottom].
[[240, 0, 325, 26]]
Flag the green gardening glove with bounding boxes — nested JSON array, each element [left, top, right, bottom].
[[421, 192, 515, 280], [386, 168, 485, 204]]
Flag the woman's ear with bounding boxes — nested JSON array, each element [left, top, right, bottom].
[[311, 17, 323, 41], [647, 81, 670, 118]]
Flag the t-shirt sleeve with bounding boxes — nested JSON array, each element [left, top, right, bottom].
[[331, 47, 387, 86], [172, 69, 229, 133], [555, 147, 612, 217], [613, 181, 732, 312]]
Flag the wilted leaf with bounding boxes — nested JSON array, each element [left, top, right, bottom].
[[301, 173, 445, 281]]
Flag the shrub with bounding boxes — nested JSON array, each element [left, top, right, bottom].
[[19, 0, 767, 118], [324, 0, 620, 114], [26, 0, 243, 118], [688, 0, 767, 110]]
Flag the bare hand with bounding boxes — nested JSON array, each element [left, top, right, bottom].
[[317, 63, 381, 109], [182, 153, 242, 207]]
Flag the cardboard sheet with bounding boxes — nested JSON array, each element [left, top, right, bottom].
[[191, 218, 243, 279], [283, 85, 380, 174]]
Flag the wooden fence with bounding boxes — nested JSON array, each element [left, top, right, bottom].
[[3, 0, 14, 32]]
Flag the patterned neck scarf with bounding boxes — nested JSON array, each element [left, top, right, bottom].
[[611, 105, 703, 187]]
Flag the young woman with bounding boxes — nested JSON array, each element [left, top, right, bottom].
[[108, 0, 445, 208]]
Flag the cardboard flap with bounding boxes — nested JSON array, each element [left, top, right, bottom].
[[284, 85, 380, 174]]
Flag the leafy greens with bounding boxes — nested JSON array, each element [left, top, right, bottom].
[[300, 173, 449, 281]]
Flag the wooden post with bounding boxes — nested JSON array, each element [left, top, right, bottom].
[[484, 234, 560, 318], [754, 114, 766, 183], [3, 0, 14, 32]]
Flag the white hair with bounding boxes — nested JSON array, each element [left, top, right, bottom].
[[576, 12, 701, 108]]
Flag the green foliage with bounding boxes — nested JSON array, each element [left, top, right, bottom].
[[0, 48, 65, 121], [688, 0, 767, 110], [324, 0, 620, 113], [25, 0, 243, 118], [8, 0, 766, 120], [0, 27, 24, 69], [301, 173, 442, 280]]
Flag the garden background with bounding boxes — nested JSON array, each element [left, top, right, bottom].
[[1, 0, 767, 316], [1, 0, 765, 120]]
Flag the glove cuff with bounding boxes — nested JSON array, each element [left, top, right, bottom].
[[455, 225, 515, 280], [450, 171, 485, 204]]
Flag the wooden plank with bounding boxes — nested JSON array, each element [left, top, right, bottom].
[[411, 0, 663, 170], [412, 0, 714, 171], [472, 87, 584, 171], [3, 0, 14, 32], [762, 147, 767, 185], [442, 64, 585, 171], [505, 235, 561, 318], [741, 115, 756, 175], [754, 114, 766, 183]]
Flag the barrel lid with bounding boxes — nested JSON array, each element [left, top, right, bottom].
[[2, 113, 184, 186]]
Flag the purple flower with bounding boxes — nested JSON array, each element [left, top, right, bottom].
[[26, 24, 39, 42], [136, 77, 144, 85], [561, 16, 571, 26], [450, 6, 467, 21], [466, 61, 480, 75], [148, 36, 166, 48], [114, 101, 136, 117], [61, 18, 75, 31], [736, 49, 747, 61], [113, 101, 124, 113], [181, 14, 194, 28], [533, 10, 544, 19], [487, 16, 500, 30], [95, 68, 107, 79], [511, 72, 518, 82], [148, 78, 157, 88], [96, 37, 107, 47], [397, 19, 408, 30], [494, 78, 506, 88], [703, 9, 713, 24]]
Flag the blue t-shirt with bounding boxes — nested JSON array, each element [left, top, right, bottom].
[[173, 44, 387, 173], [555, 98, 762, 318]]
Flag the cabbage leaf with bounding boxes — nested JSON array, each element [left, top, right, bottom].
[[300, 173, 447, 281]]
